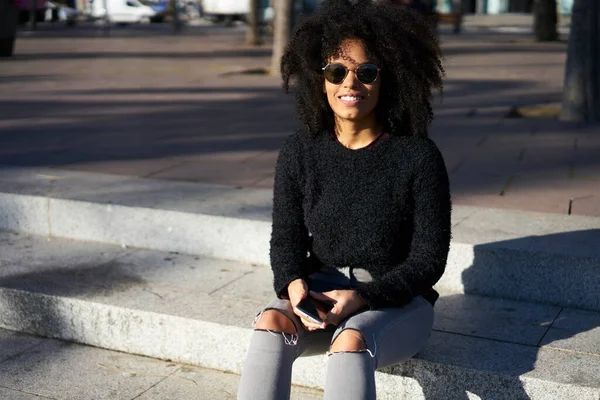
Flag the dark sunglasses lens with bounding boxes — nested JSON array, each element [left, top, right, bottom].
[[356, 64, 379, 84], [324, 64, 347, 84]]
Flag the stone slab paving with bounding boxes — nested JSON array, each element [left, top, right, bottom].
[[1, 230, 598, 356], [1, 24, 599, 217], [0, 328, 321, 400], [0, 230, 599, 398]]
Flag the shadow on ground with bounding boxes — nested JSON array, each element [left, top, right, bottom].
[[386, 229, 600, 399]]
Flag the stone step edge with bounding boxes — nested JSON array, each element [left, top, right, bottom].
[[0, 287, 596, 400], [2, 192, 600, 312], [3, 191, 600, 264]]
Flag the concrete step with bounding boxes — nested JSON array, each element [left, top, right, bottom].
[[0, 231, 599, 399], [1, 166, 599, 311], [0, 328, 323, 399]]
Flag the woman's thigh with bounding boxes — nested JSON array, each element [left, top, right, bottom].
[[332, 296, 434, 370]]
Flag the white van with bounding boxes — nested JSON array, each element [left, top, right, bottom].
[[201, 0, 271, 24], [91, 0, 156, 23]]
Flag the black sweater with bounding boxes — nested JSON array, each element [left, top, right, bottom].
[[269, 130, 451, 309]]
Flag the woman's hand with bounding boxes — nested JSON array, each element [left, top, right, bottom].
[[310, 290, 368, 327], [287, 279, 326, 331]]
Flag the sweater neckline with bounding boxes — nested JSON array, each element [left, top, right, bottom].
[[325, 130, 392, 157]]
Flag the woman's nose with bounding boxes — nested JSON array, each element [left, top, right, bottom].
[[342, 70, 360, 88]]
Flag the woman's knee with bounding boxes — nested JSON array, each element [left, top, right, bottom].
[[254, 309, 298, 334], [330, 329, 367, 353]]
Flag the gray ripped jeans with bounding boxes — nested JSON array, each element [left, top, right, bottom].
[[237, 266, 434, 400]]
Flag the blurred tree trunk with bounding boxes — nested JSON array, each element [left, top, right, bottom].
[[533, 0, 558, 41], [561, 0, 600, 122], [270, 0, 293, 75], [171, 0, 182, 34], [246, 0, 262, 45], [28, 0, 37, 31]]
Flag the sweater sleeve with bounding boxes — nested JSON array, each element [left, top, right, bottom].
[[356, 139, 452, 309], [270, 134, 310, 298]]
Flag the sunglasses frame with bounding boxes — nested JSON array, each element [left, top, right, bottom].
[[322, 63, 381, 85]]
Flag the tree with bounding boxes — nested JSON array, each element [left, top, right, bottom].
[[28, 0, 37, 31], [560, 0, 600, 122], [170, 0, 182, 34], [270, 0, 294, 75], [533, 0, 558, 41], [246, 0, 262, 45]]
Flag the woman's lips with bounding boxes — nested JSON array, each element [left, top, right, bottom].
[[338, 95, 364, 106]]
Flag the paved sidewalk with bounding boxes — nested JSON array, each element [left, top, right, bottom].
[[1, 24, 599, 216], [0, 328, 322, 400]]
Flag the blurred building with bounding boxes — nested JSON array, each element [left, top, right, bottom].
[[437, 0, 573, 15]]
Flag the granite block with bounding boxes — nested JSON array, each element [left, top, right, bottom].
[[438, 243, 600, 311], [48, 198, 271, 265], [0, 193, 49, 235], [0, 329, 44, 363], [540, 308, 600, 355], [101, 250, 256, 295], [434, 293, 560, 346], [0, 387, 44, 400], [136, 363, 323, 400], [0, 338, 178, 400]]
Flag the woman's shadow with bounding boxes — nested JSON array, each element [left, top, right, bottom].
[[396, 229, 600, 400]]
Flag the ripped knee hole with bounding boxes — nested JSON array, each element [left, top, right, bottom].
[[254, 309, 297, 334], [329, 329, 367, 353]]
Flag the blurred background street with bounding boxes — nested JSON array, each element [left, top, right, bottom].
[[2, 13, 599, 215], [1, 1, 600, 398]]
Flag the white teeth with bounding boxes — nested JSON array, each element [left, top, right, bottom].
[[340, 96, 361, 101]]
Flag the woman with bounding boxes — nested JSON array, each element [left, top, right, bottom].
[[238, 0, 450, 399]]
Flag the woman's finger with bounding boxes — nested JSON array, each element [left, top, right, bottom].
[[309, 290, 335, 302], [298, 315, 325, 331], [323, 304, 345, 326]]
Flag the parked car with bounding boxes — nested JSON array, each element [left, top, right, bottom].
[[45, 0, 79, 25], [144, 0, 168, 22], [90, 0, 156, 23]]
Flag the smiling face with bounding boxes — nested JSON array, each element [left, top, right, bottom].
[[324, 39, 381, 127]]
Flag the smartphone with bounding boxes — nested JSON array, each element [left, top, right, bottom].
[[294, 296, 334, 325]]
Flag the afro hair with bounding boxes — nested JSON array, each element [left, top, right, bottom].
[[280, 0, 444, 138]]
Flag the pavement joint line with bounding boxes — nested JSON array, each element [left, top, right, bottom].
[[0, 384, 56, 399], [128, 364, 185, 400], [450, 209, 478, 228], [0, 335, 47, 365], [241, 149, 271, 164], [207, 270, 259, 296], [536, 308, 564, 348], [449, 157, 465, 175], [142, 160, 191, 179], [126, 363, 238, 399], [476, 135, 488, 146], [538, 346, 600, 359], [431, 328, 544, 349]]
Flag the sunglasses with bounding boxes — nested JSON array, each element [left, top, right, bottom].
[[322, 63, 381, 85]]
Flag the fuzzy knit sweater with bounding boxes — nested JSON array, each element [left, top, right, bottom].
[[270, 130, 452, 309]]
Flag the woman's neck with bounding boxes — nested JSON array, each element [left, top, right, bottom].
[[334, 117, 383, 150]]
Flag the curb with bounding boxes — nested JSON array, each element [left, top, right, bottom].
[[1, 190, 600, 311], [0, 287, 598, 399]]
